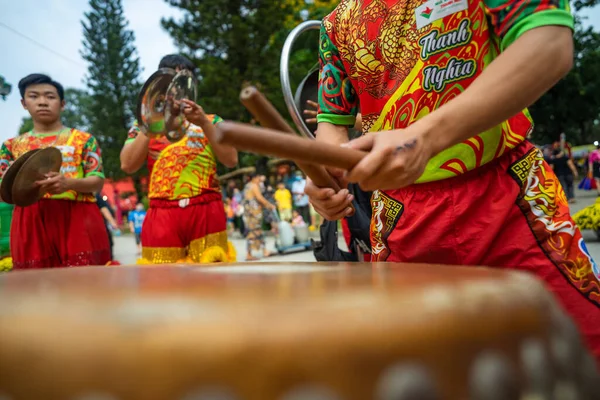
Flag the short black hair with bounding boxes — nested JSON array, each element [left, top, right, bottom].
[[18, 74, 64, 100], [158, 54, 196, 72]]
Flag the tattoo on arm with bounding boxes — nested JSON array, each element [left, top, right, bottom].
[[394, 139, 417, 154]]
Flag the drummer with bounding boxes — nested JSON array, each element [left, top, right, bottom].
[[120, 54, 238, 264], [307, 2, 600, 359], [0, 73, 110, 268]]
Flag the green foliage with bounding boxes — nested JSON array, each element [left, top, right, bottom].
[[0, 75, 11, 101], [529, 15, 600, 145], [62, 88, 93, 132], [161, 0, 337, 173], [573, 0, 600, 11], [18, 117, 33, 135], [80, 0, 142, 179]]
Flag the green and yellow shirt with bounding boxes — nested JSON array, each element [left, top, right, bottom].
[[0, 128, 104, 202]]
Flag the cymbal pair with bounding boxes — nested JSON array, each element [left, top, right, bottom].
[[0, 147, 62, 207], [136, 68, 197, 143]]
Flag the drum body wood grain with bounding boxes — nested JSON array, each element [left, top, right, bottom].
[[0, 263, 595, 400]]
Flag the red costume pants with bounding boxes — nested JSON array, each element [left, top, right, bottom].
[[11, 199, 110, 269], [141, 192, 229, 263], [371, 141, 600, 361]]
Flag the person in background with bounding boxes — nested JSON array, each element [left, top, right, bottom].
[[231, 187, 245, 235], [120, 54, 237, 263], [291, 171, 310, 225], [589, 143, 600, 196], [243, 173, 276, 261], [224, 198, 235, 235], [96, 192, 119, 261], [263, 184, 278, 235], [308, 203, 320, 230], [291, 209, 306, 228], [128, 203, 146, 255], [274, 181, 292, 222], [550, 148, 579, 203]]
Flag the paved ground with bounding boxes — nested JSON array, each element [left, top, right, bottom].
[[113, 188, 600, 265]]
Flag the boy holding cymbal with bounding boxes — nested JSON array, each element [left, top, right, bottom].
[[120, 54, 238, 264], [0, 73, 110, 268]]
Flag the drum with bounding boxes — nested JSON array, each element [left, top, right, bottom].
[[0, 263, 597, 400]]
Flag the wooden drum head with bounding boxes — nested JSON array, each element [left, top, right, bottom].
[[0, 148, 40, 204], [0, 262, 596, 400], [11, 147, 62, 207]]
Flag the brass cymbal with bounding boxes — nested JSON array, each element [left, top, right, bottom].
[[0, 149, 41, 204], [11, 147, 62, 207], [164, 69, 197, 142], [136, 68, 197, 143]]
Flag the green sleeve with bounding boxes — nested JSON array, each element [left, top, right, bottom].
[[0, 141, 14, 183], [82, 135, 105, 179], [125, 119, 142, 145], [317, 22, 359, 127], [483, 0, 574, 50]]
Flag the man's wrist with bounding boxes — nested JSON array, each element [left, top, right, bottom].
[[417, 95, 474, 157], [64, 177, 75, 191], [412, 112, 445, 157]]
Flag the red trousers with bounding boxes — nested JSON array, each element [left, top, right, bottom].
[[11, 199, 110, 269], [141, 192, 229, 263], [371, 141, 600, 360]]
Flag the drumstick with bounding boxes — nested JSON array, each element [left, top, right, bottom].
[[239, 87, 344, 191], [240, 86, 296, 134], [215, 121, 366, 171]]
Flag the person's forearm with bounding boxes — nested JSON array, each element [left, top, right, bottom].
[[315, 122, 350, 145], [203, 122, 238, 168], [421, 26, 573, 156], [120, 134, 150, 174], [102, 208, 117, 226], [568, 160, 577, 176], [67, 176, 104, 194]]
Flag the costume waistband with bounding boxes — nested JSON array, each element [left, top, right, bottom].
[[149, 192, 222, 209], [391, 141, 536, 193], [16, 198, 98, 209]]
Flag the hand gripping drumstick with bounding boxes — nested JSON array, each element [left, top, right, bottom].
[[215, 121, 366, 171], [239, 86, 349, 191]]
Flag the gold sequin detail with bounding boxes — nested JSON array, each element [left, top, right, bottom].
[[188, 231, 229, 263], [141, 246, 186, 264], [141, 231, 230, 264]]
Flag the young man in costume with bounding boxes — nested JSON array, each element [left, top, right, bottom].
[[120, 54, 238, 264], [0, 74, 110, 268], [307, 1, 600, 359]]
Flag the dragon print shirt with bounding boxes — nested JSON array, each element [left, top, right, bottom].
[[317, 0, 573, 183]]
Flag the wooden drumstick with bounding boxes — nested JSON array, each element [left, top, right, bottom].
[[240, 86, 296, 134], [239, 86, 345, 192], [215, 121, 366, 171]]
